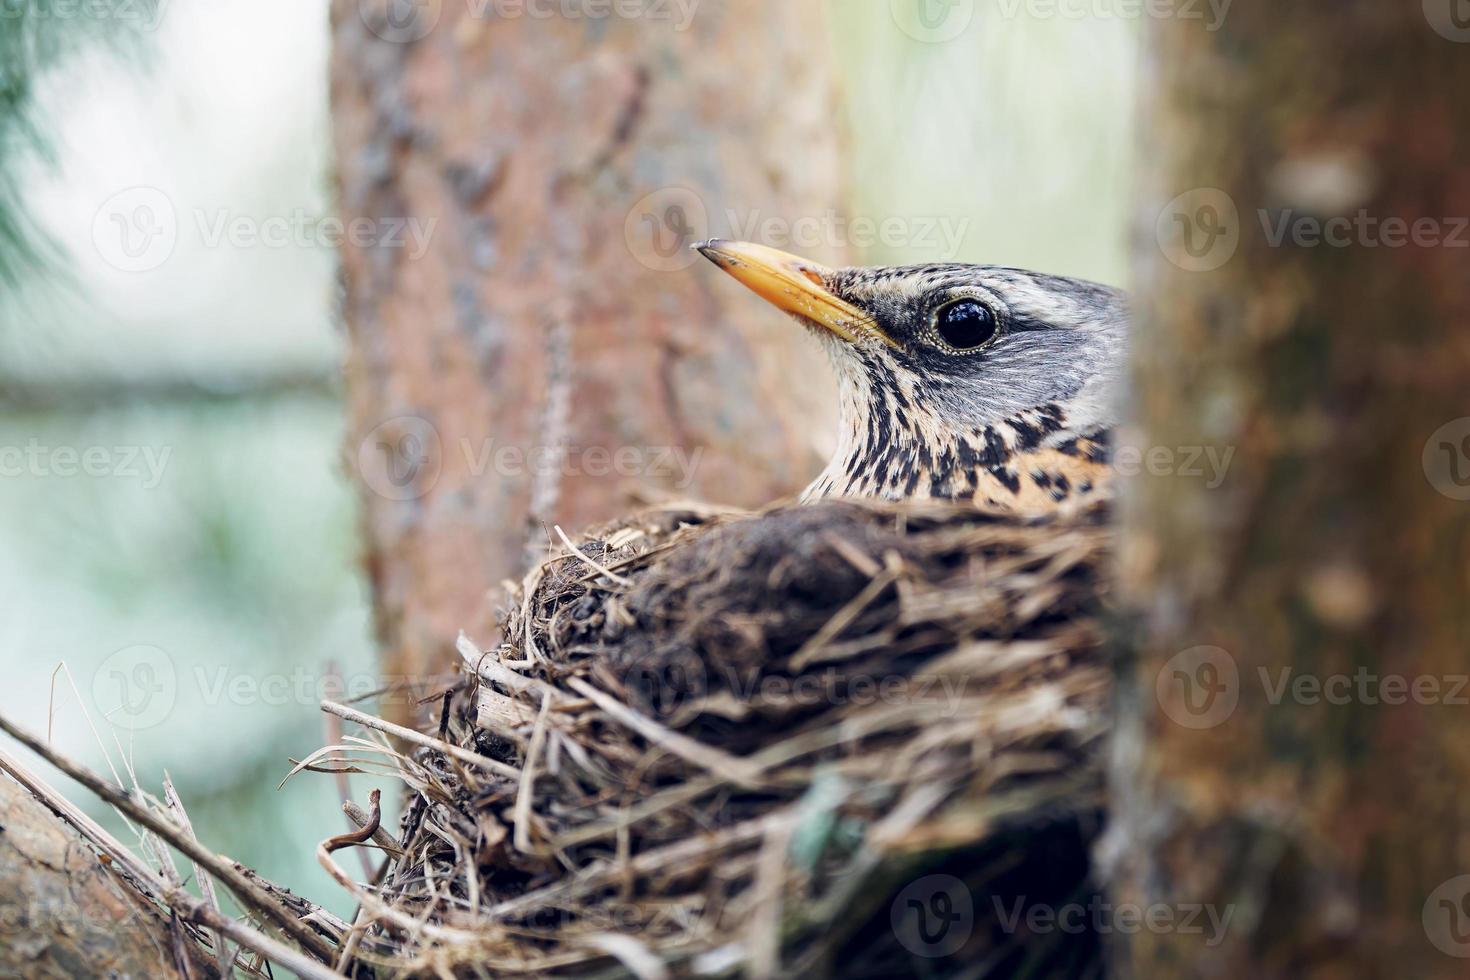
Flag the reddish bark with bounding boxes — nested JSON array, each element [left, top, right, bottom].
[[331, 1, 844, 699]]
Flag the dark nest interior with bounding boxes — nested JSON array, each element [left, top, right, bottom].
[[302, 498, 1113, 979]]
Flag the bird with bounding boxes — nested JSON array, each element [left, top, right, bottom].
[[695, 240, 1127, 515]]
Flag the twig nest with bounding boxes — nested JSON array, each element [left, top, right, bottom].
[[380, 499, 1111, 977]]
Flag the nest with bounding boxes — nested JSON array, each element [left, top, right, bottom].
[[319, 498, 1114, 978]]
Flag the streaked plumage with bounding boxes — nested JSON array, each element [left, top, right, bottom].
[[696, 241, 1126, 514]]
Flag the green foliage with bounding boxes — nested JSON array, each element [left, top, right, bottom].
[[0, 0, 159, 284]]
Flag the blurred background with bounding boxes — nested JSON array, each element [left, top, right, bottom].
[[0, 0, 1136, 916]]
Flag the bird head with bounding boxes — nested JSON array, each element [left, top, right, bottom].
[[695, 239, 1129, 504]]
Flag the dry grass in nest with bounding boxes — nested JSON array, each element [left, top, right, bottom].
[[310, 498, 1113, 978]]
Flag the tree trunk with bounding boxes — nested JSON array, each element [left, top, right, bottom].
[[1109, 4, 1470, 977], [331, 1, 843, 702], [0, 778, 199, 979]]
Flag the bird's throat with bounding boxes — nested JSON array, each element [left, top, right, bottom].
[[804, 374, 1113, 514]]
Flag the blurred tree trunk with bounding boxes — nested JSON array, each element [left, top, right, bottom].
[[0, 778, 202, 979], [1110, 4, 1470, 977], [331, 1, 843, 705]]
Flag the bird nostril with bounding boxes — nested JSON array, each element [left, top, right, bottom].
[[799, 267, 825, 288]]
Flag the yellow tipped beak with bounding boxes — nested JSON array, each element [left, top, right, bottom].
[[695, 240, 890, 347]]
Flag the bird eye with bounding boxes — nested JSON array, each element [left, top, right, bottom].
[[933, 299, 999, 351]]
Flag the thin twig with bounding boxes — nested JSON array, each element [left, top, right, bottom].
[[343, 799, 407, 859], [488, 811, 790, 920], [322, 660, 375, 881], [513, 696, 553, 855], [553, 524, 634, 586], [320, 700, 520, 780], [567, 678, 764, 787], [163, 772, 237, 977], [788, 559, 900, 671], [323, 789, 382, 853]]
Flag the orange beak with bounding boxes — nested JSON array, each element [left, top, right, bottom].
[[694, 240, 893, 347]]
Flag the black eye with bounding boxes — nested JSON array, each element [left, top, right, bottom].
[[934, 299, 999, 351]]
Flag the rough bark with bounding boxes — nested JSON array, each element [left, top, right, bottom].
[[331, 1, 843, 699], [1109, 4, 1470, 978], [0, 778, 195, 979]]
